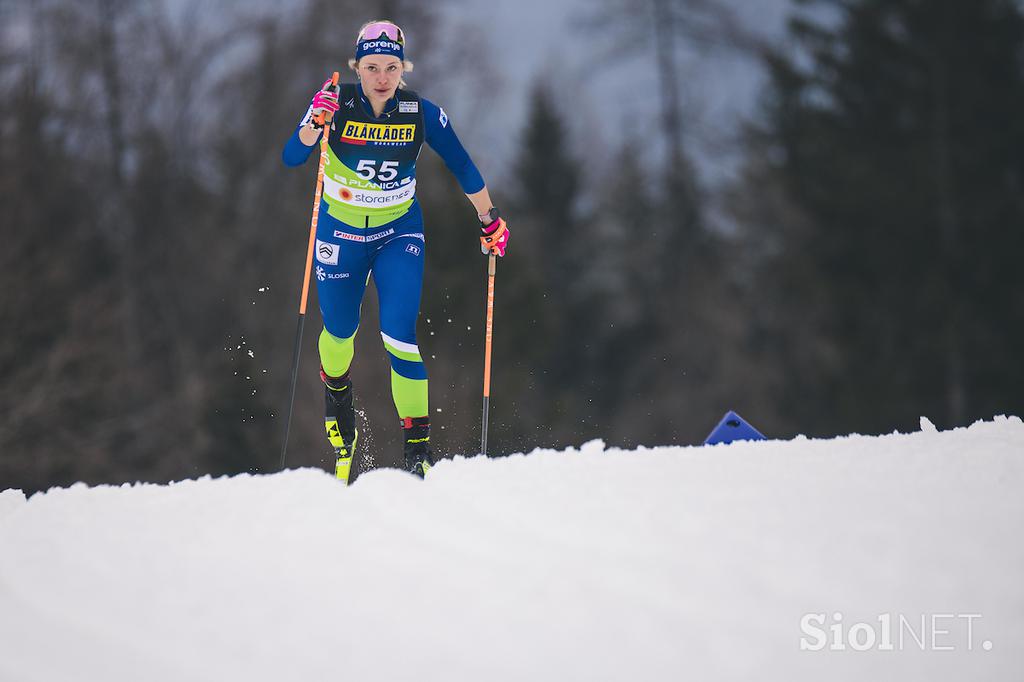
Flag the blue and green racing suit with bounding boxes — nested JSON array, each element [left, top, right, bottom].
[[282, 82, 484, 419]]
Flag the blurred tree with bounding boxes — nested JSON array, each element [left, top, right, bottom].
[[507, 82, 593, 444], [583, 0, 765, 237], [575, 0, 766, 446], [741, 0, 1024, 433], [0, 0, 276, 491], [581, 140, 664, 440], [499, 79, 748, 449]]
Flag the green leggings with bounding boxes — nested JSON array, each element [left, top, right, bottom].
[[319, 328, 428, 418]]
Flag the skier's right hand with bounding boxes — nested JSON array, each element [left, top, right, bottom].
[[310, 79, 340, 126]]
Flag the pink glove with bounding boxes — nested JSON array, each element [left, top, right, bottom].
[[310, 79, 340, 125], [479, 209, 509, 257]]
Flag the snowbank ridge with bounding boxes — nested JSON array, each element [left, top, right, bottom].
[[1, 416, 1022, 681]]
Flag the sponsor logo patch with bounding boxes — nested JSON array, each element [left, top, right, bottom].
[[316, 266, 326, 282], [405, 243, 421, 256], [339, 121, 415, 146], [399, 101, 419, 113], [438, 107, 448, 128], [315, 240, 339, 265], [362, 39, 402, 53], [333, 228, 395, 243]]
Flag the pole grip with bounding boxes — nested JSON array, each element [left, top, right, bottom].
[[312, 71, 341, 127]]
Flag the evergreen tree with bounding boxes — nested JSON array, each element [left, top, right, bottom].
[[756, 0, 1024, 432], [508, 82, 591, 443]]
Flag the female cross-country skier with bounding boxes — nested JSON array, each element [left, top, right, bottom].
[[282, 20, 509, 483]]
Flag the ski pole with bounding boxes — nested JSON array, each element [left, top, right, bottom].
[[481, 253, 496, 456], [280, 71, 339, 470]]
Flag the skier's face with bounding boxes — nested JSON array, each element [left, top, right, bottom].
[[357, 55, 403, 103]]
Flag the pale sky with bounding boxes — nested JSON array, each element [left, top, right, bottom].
[[440, 0, 794, 187]]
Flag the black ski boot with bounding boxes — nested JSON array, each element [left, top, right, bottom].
[[401, 416, 434, 478], [322, 367, 358, 483]]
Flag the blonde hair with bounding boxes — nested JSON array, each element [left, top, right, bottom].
[[351, 19, 414, 87]]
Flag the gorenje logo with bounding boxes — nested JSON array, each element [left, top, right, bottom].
[[362, 40, 401, 52]]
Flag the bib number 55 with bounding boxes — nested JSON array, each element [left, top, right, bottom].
[[356, 159, 398, 182]]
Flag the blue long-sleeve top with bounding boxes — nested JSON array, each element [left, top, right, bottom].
[[282, 85, 485, 195]]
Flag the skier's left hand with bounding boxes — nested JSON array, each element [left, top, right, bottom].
[[479, 208, 509, 257]]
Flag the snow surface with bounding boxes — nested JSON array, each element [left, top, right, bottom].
[[1, 417, 1022, 681]]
